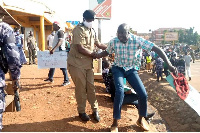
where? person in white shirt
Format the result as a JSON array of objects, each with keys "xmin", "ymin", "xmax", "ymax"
[
  {"xmin": 184, "ymin": 52, "xmax": 192, "ymax": 81},
  {"xmin": 47, "ymin": 31, "xmax": 55, "ymax": 50}
]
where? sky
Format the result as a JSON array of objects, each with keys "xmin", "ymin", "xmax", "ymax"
[{"xmin": 42, "ymin": 0, "xmax": 200, "ymax": 43}]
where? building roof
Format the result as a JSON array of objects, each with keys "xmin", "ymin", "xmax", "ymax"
[
  {"xmin": 1, "ymin": 0, "xmax": 68, "ymax": 29},
  {"xmin": 0, "ymin": 6, "xmax": 20, "ymax": 26}
]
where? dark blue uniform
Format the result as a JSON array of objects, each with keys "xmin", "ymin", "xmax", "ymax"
[{"xmin": 0, "ymin": 22, "xmax": 21, "ymax": 130}]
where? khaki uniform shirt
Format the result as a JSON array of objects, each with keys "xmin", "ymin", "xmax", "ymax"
[{"xmin": 68, "ymin": 24, "xmax": 97, "ymax": 69}]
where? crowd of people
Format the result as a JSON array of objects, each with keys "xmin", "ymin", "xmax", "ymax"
[
  {"xmin": 144, "ymin": 44, "xmax": 194, "ymax": 81},
  {"xmin": 0, "ymin": 9, "xmax": 198, "ymax": 132}
]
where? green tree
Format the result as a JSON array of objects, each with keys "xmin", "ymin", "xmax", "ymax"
[
  {"xmin": 178, "ymin": 27, "xmax": 200, "ymax": 46},
  {"xmin": 161, "ymin": 35, "xmax": 165, "ymax": 45},
  {"xmin": 178, "ymin": 30, "xmax": 185, "ymax": 43},
  {"xmin": 193, "ymin": 31, "xmax": 199, "ymax": 45},
  {"xmin": 161, "ymin": 40, "xmax": 165, "ymax": 45},
  {"xmin": 185, "ymin": 27, "xmax": 194, "ymax": 45}
]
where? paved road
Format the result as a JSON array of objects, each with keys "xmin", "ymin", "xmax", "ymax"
[{"xmin": 188, "ymin": 60, "xmax": 200, "ymax": 92}]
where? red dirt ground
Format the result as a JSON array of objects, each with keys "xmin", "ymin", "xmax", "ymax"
[{"xmin": 2, "ymin": 64, "xmax": 168, "ymax": 132}]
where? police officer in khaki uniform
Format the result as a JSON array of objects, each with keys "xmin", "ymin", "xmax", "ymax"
[
  {"xmin": 27, "ymin": 31, "xmax": 36, "ymax": 65},
  {"xmin": 68, "ymin": 10, "xmax": 107, "ymax": 122}
]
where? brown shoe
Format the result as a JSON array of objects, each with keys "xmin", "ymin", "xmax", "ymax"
[{"xmin": 136, "ymin": 117, "xmax": 150, "ymax": 131}]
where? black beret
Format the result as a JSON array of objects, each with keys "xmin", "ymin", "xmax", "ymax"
[{"xmin": 83, "ymin": 10, "xmax": 96, "ymax": 19}]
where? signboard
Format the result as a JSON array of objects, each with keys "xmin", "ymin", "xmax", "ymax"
[
  {"xmin": 166, "ymin": 74, "xmax": 200, "ymax": 116},
  {"xmin": 37, "ymin": 51, "xmax": 67, "ymax": 69},
  {"xmin": 66, "ymin": 21, "xmax": 80, "ymax": 26},
  {"xmin": 89, "ymin": 0, "xmax": 112, "ymax": 19},
  {"xmin": 185, "ymin": 84, "xmax": 200, "ymax": 116},
  {"xmin": 165, "ymin": 32, "xmax": 178, "ymax": 41}
]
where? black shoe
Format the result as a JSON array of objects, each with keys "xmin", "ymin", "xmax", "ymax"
[
  {"xmin": 189, "ymin": 77, "xmax": 191, "ymax": 81},
  {"xmin": 92, "ymin": 111, "xmax": 100, "ymax": 122},
  {"xmin": 44, "ymin": 78, "xmax": 54, "ymax": 83},
  {"xmin": 79, "ymin": 113, "xmax": 90, "ymax": 121},
  {"xmin": 62, "ymin": 81, "xmax": 70, "ymax": 86},
  {"xmin": 145, "ymin": 112, "xmax": 155, "ymax": 121}
]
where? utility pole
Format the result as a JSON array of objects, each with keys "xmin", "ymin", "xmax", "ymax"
[{"xmin": 97, "ymin": 19, "xmax": 102, "ymax": 73}]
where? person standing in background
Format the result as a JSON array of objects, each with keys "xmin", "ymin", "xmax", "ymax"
[
  {"xmin": 155, "ymin": 56, "xmax": 164, "ymax": 82},
  {"xmin": 47, "ymin": 31, "xmax": 55, "ymax": 51},
  {"xmin": 184, "ymin": 52, "xmax": 192, "ymax": 81},
  {"xmin": 146, "ymin": 53, "xmax": 152, "ymax": 72},
  {"xmin": 189, "ymin": 48, "xmax": 195, "ymax": 63},
  {"xmin": 176, "ymin": 55, "xmax": 186, "ymax": 76},
  {"xmin": 44, "ymin": 21, "xmax": 70, "ymax": 86},
  {"xmin": 65, "ymin": 37, "xmax": 71, "ymax": 53},
  {"xmin": 27, "ymin": 31, "xmax": 36, "ymax": 65},
  {"xmin": 14, "ymin": 27, "xmax": 27, "ymax": 65}
]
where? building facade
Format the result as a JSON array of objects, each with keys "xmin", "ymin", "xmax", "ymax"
[
  {"xmin": 151, "ymin": 27, "xmax": 186, "ymax": 45},
  {"xmin": 0, "ymin": 0, "xmax": 68, "ymax": 52}
]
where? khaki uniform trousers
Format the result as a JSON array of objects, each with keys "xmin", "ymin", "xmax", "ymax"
[{"xmin": 68, "ymin": 64, "xmax": 98, "ymax": 113}]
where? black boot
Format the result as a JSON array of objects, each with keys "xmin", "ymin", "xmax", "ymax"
[
  {"xmin": 157, "ymin": 76, "xmax": 159, "ymax": 82},
  {"xmin": 92, "ymin": 111, "xmax": 100, "ymax": 122},
  {"xmin": 33, "ymin": 59, "xmax": 36, "ymax": 64},
  {"xmin": 79, "ymin": 113, "xmax": 90, "ymax": 121}
]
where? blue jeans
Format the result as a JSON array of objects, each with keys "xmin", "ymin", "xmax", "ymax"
[
  {"xmin": 123, "ymin": 93, "xmax": 139, "ymax": 108},
  {"xmin": 48, "ymin": 68, "xmax": 69, "ymax": 82},
  {"xmin": 156, "ymin": 69, "xmax": 163, "ymax": 80},
  {"xmin": 112, "ymin": 66, "xmax": 147, "ymax": 119}
]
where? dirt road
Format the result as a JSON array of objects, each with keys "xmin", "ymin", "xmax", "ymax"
[
  {"xmin": 2, "ymin": 63, "xmax": 200, "ymax": 132},
  {"xmin": 2, "ymin": 64, "xmax": 167, "ymax": 132}
]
